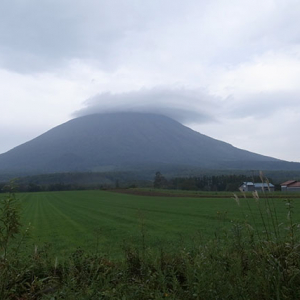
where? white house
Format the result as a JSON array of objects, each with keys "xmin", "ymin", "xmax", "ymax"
[{"xmin": 240, "ymin": 182, "xmax": 275, "ymax": 192}]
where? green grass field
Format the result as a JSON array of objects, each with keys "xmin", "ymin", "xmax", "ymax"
[
  {"xmin": 2, "ymin": 189, "xmax": 300, "ymax": 299},
  {"xmin": 14, "ymin": 189, "xmax": 300, "ymax": 258}
]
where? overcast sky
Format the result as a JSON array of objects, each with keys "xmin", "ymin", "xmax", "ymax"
[{"xmin": 1, "ymin": 0, "xmax": 300, "ymax": 162}]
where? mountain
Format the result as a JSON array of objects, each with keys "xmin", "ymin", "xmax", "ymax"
[{"xmin": 0, "ymin": 112, "xmax": 299, "ymax": 176}]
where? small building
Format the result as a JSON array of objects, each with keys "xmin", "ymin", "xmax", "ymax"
[
  {"xmin": 240, "ymin": 182, "xmax": 275, "ymax": 192},
  {"xmin": 240, "ymin": 182, "xmax": 255, "ymax": 192},
  {"xmin": 281, "ymin": 180, "xmax": 300, "ymax": 192}
]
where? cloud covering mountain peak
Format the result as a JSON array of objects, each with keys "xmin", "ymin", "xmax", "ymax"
[{"xmin": 74, "ymin": 88, "xmax": 219, "ymax": 124}]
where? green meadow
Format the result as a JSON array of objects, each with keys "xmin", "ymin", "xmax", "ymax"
[
  {"xmin": 2, "ymin": 189, "xmax": 300, "ymax": 299},
  {"xmin": 17, "ymin": 190, "xmax": 300, "ymax": 257}
]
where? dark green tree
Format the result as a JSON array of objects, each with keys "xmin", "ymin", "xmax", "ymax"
[{"xmin": 153, "ymin": 172, "xmax": 168, "ymax": 189}]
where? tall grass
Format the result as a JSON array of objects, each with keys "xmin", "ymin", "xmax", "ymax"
[{"xmin": 1, "ymin": 181, "xmax": 300, "ymax": 299}]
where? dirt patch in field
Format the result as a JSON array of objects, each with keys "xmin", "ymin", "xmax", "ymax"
[
  {"xmin": 108, "ymin": 189, "xmax": 232, "ymax": 198},
  {"xmin": 108, "ymin": 189, "xmax": 299, "ymax": 199}
]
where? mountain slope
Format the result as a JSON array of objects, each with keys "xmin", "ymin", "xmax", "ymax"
[{"xmin": 0, "ymin": 112, "xmax": 298, "ymax": 175}]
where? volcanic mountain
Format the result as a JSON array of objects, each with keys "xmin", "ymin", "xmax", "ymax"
[{"xmin": 0, "ymin": 112, "xmax": 299, "ymax": 175}]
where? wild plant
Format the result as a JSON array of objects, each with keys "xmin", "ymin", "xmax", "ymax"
[
  {"xmin": 0, "ymin": 181, "xmax": 21, "ymax": 258},
  {"xmin": 0, "ymin": 182, "xmax": 22, "ymax": 297},
  {"xmin": 136, "ymin": 208, "xmax": 147, "ymax": 255},
  {"xmin": 229, "ymin": 172, "xmax": 300, "ymax": 298}
]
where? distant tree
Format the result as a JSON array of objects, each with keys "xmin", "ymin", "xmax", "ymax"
[
  {"xmin": 48, "ymin": 183, "xmax": 70, "ymax": 191},
  {"xmin": 225, "ymin": 182, "xmax": 238, "ymax": 192},
  {"xmin": 115, "ymin": 179, "xmax": 120, "ymax": 189},
  {"xmin": 27, "ymin": 183, "xmax": 42, "ymax": 192},
  {"xmin": 0, "ymin": 183, "xmax": 6, "ymax": 193},
  {"xmin": 166, "ymin": 174, "xmax": 274, "ymax": 192},
  {"xmin": 153, "ymin": 172, "xmax": 168, "ymax": 189}
]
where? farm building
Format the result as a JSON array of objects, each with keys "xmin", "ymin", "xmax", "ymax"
[
  {"xmin": 240, "ymin": 182, "xmax": 275, "ymax": 192},
  {"xmin": 281, "ymin": 180, "xmax": 300, "ymax": 192}
]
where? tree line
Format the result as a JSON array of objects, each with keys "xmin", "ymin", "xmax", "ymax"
[
  {"xmin": 0, "ymin": 172, "xmax": 278, "ymax": 193},
  {"xmin": 154, "ymin": 172, "xmax": 277, "ymax": 191}
]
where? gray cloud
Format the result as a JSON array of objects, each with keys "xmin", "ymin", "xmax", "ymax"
[
  {"xmin": 0, "ymin": 0, "xmax": 187, "ymax": 72},
  {"xmin": 0, "ymin": 1, "xmax": 126, "ymax": 72},
  {"xmin": 73, "ymin": 88, "xmax": 219, "ymax": 124},
  {"xmin": 1, "ymin": 0, "xmax": 299, "ymax": 73}
]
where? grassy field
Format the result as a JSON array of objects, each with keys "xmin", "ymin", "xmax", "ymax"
[
  {"xmin": 2, "ymin": 189, "xmax": 300, "ymax": 299},
  {"xmin": 14, "ymin": 189, "xmax": 300, "ymax": 258}
]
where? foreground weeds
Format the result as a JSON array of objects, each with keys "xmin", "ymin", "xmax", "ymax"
[
  {"xmin": 1, "ymin": 183, "xmax": 300, "ymax": 299},
  {"xmin": 2, "ymin": 237, "xmax": 300, "ymax": 299}
]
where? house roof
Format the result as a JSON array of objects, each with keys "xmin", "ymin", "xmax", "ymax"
[
  {"xmin": 254, "ymin": 182, "xmax": 274, "ymax": 188},
  {"xmin": 241, "ymin": 182, "xmax": 274, "ymax": 188},
  {"xmin": 281, "ymin": 180, "xmax": 297, "ymax": 186},
  {"xmin": 288, "ymin": 182, "xmax": 300, "ymax": 188}
]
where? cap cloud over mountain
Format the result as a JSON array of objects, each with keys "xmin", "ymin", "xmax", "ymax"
[
  {"xmin": 0, "ymin": 112, "xmax": 299, "ymax": 176},
  {"xmin": 73, "ymin": 88, "xmax": 219, "ymax": 124}
]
